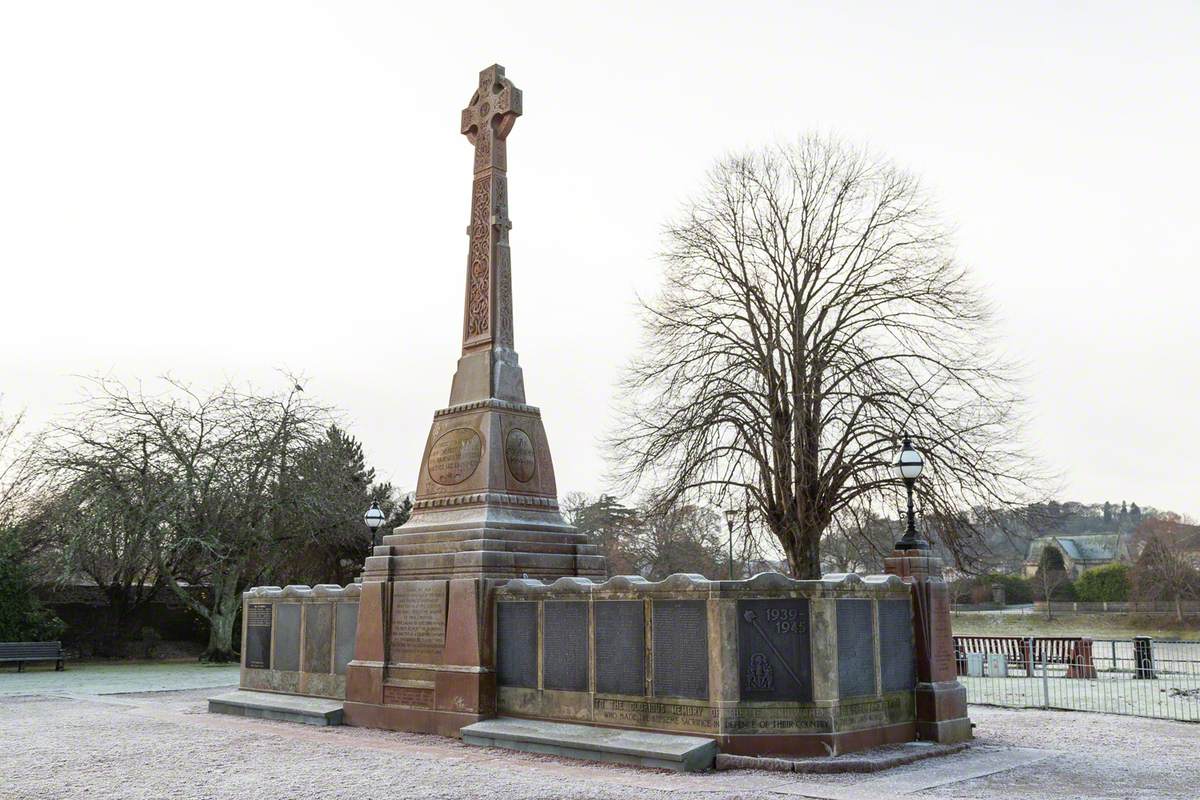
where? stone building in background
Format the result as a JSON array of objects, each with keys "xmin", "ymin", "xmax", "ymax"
[{"xmin": 1023, "ymin": 533, "xmax": 1130, "ymax": 579}]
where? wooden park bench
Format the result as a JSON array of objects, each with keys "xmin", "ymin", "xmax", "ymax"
[
  {"xmin": 0, "ymin": 641, "xmax": 65, "ymax": 672},
  {"xmin": 954, "ymin": 635, "xmax": 1097, "ymax": 679}
]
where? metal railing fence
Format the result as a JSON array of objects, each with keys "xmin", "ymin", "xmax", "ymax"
[{"xmin": 956, "ymin": 636, "xmax": 1200, "ymax": 723}]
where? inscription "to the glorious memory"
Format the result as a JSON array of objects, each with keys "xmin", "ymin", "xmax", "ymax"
[{"xmin": 427, "ymin": 428, "xmax": 483, "ymax": 485}]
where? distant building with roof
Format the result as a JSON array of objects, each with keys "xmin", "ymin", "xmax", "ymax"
[{"xmin": 1022, "ymin": 533, "xmax": 1131, "ymax": 579}]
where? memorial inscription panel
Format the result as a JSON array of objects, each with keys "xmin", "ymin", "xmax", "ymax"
[
  {"xmin": 390, "ymin": 581, "xmax": 447, "ymax": 662},
  {"xmin": 427, "ymin": 428, "xmax": 483, "ymax": 485},
  {"xmin": 245, "ymin": 602, "xmax": 272, "ymax": 670},
  {"xmin": 594, "ymin": 601, "xmax": 645, "ymax": 696},
  {"xmin": 542, "ymin": 601, "xmax": 588, "ymax": 692},
  {"xmin": 273, "ymin": 603, "xmax": 301, "ymax": 673},
  {"xmin": 496, "ymin": 602, "xmax": 537, "ymax": 688},
  {"xmin": 928, "ymin": 588, "xmax": 956, "ymax": 680},
  {"xmin": 878, "ymin": 598, "xmax": 916, "ymax": 692},
  {"xmin": 836, "ymin": 599, "xmax": 876, "ymax": 698},
  {"xmin": 737, "ymin": 598, "xmax": 813, "ymax": 702},
  {"xmin": 652, "ymin": 600, "xmax": 709, "ymax": 700}
]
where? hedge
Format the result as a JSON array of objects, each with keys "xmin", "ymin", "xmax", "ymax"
[{"xmin": 1074, "ymin": 563, "xmax": 1131, "ymax": 602}]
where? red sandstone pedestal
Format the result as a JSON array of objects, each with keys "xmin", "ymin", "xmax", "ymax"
[
  {"xmin": 884, "ymin": 550, "xmax": 973, "ymax": 744},
  {"xmin": 344, "ymin": 576, "xmax": 498, "ymax": 736}
]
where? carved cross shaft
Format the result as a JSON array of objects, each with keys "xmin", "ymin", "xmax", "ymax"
[{"xmin": 460, "ymin": 65, "xmax": 522, "ymax": 352}]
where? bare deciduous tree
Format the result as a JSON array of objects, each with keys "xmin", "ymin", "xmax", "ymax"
[
  {"xmin": 611, "ymin": 136, "xmax": 1039, "ymax": 578},
  {"xmin": 42, "ymin": 377, "xmax": 330, "ymax": 661}
]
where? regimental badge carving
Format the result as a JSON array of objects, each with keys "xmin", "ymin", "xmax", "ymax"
[
  {"xmin": 748, "ymin": 652, "xmax": 774, "ymax": 691},
  {"xmin": 505, "ymin": 428, "xmax": 536, "ymax": 482},
  {"xmin": 427, "ymin": 428, "xmax": 483, "ymax": 485}
]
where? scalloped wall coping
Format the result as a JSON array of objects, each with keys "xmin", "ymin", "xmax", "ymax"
[
  {"xmin": 243, "ymin": 583, "xmax": 362, "ymax": 599},
  {"xmin": 496, "ymin": 570, "xmax": 906, "ymax": 596}
]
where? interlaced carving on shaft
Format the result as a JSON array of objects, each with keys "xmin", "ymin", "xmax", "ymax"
[{"xmin": 467, "ymin": 177, "xmax": 491, "ymax": 339}]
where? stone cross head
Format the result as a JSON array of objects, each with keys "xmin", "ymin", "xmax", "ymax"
[{"xmin": 461, "ymin": 64, "xmax": 522, "ymax": 173}]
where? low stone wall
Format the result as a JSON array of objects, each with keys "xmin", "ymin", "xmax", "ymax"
[
  {"xmin": 239, "ymin": 584, "xmax": 361, "ymax": 700},
  {"xmin": 493, "ymin": 572, "xmax": 919, "ymax": 757}
]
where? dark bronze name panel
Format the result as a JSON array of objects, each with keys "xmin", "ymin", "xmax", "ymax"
[
  {"xmin": 737, "ymin": 598, "xmax": 813, "ymax": 702},
  {"xmin": 878, "ymin": 598, "xmax": 916, "ymax": 692},
  {"xmin": 594, "ymin": 601, "xmax": 645, "ymax": 696},
  {"xmin": 302, "ymin": 603, "xmax": 333, "ymax": 674},
  {"xmin": 245, "ymin": 603, "xmax": 272, "ymax": 670},
  {"xmin": 496, "ymin": 602, "xmax": 537, "ymax": 688},
  {"xmin": 542, "ymin": 601, "xmax": 589, "ymax": 692},
  {"xmin": 652, "ymin": 600, "xmax": 709, "ymax": 700},
  {"xmin": 837, "ymin": 598, "xmax": 876, "ymax": 698},
  {"xmin": 273, "ymin": 603, "xmax": 302, "ymax": 673},
  {"xmin": 334, "ymin": 602, "xmax": 359, "ymax": 676}
]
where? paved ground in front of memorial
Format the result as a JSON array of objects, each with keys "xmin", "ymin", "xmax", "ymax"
[{"xmin": 0, "ymin": 665, "xmax": 1192, "ymax": 799}]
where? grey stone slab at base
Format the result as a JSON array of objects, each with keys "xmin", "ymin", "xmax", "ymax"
[
  {"xmin": 716, "ymin": 741, "xmax": 969, "ymax": 773},
  {"xmin": 460, "ymin": 717, "xmax": 717, "ymax": 772},
  {"xmin": 207, "ymin": 689, "xmax": 344, "ymax": 726}
]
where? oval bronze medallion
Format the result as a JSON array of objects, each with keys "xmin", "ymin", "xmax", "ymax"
[
  {"xmin": 427, "ymin": 428, "xmax": 483, "ymax": 486},
  {"xmin": 505, "ymin": 428, "xmax": 536, "ymax": 482}
]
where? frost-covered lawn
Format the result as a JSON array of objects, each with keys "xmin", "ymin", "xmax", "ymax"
[{"xmin": 0, "ymin": 660, "xmax": 240, "ymax": 697}]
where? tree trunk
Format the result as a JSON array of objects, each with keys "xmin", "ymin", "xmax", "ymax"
[
  {"xmin": 781, "ymin": 521, "xmax": 821, "ymax": 579},
  {"xmin": 203, "ymin": 588, "xmax": 240, "ymax": 662}
]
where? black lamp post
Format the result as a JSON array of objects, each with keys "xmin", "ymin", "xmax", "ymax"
[
  {"xmin": 363, "ymin": 501, "xmax": 386, "ymax": 549},
  {"xmin": 892, "ymin": 437, "xmax": 929, "ymax": 551},
  {"xmin": 724, "ymin": 507, "xmax": 738, "ymax": 580}
]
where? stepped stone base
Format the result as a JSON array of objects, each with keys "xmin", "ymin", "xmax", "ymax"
[
  {"xmin": 364, "ymin": 505, "xmax": 605, "ymax": 582},
  {"xmin": 208, "ymin": 690, "xmax": 344, "ymax": 726},
  {"xmin": 461, "ymin": 717, "xmax": 717, "ymax": 772}
]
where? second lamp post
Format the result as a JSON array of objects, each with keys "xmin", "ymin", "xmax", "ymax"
[{"xmin": 892, "ymin": 437, "xmax": 929, "ymax": 551}]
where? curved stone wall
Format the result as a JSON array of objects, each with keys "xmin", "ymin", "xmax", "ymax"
[
  {"xmin": 493, "ymin": 572, "xmax": 918, "ymax": 757},
  {"xmin": 239, "ymin": 583, "xmax": 362, "ymax": 700}
]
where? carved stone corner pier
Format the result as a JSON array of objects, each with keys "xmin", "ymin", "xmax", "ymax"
[
  {"xmin": 341, "ymin": 64, "xmax": 604, "ymax": 737},
  {"xmin": 883, "ymin": 548, "xmax": 974, "ymax": 745}
]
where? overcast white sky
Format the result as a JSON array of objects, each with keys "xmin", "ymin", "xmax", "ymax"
[{"xmin": 1, "ymin": 1, "xmax": 1197, "ymax": 517}]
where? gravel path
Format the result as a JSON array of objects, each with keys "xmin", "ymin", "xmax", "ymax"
[{"xmin": 0, "ymin": 685, "xmax": 1195, "ymax": 800}]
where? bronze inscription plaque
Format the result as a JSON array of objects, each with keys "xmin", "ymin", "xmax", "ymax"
[
  {"xmin": 652, "ymin": 600, "xmax": 709, "ymax": 700},
  {"xmin": 836, "ymin": 598, "xmax": 876, "ymax": 698},
  {"xmin": 504, "ymin": 429, "xmax": 536, "ymax": 482},
  {"xmin": 384, "ymin": 685, "xmax": 434, "ymax": 708},
  {"xmin": 245, "ymin": 603, "xmax": 272, "ymax": 670},
  {"xmin": 390, "ymin": 581, "xmax": 447, "ymax": 660},
  {"xmin": 878, "ymin": 598, "xmax": 916, "ymax": 692},
  {"xmin": 428, "ymin": 428, "xmax": 483, "ymax": 485}
]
